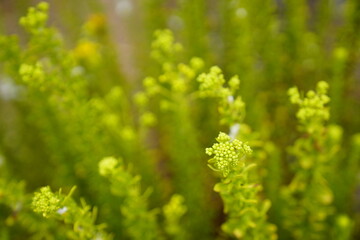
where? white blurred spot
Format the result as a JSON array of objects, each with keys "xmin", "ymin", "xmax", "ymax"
[
  {"xmin": 236, "ymin": 8, "xmax": 247, "ymax": 18},
  {"xmin": 15, "ymin": 202, "xmax": 23, "ymax": 211},
  {"xmin": 116, "ymin": 0, "xmax": 133, "ymax": 16},
  {"xmin": 0, "ymin": 78, "xmax": 20, "ymax": 101},
  {"xmin": 227, "ymin": 95, "xmax": 234, "ymax": 103},
  {"xmin": 93, "ymin": 233, "xmax": 104, "ymax": 240},
  {"xmin": 71, "ymin": 66, "xmax": 84, "ymax": 77},
  {"xmin": 168, "ymin": 15, "xmax": 183, "ymax": 30},
  {"xmin": 57, "ymin": 206, "xmax": 68, "ymax": 215},
  {"xmin": 229, "ymin": 123, "xmax": 240, "ymax": 140}
]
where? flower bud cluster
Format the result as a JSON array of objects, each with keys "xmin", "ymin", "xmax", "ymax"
[
  {"xmin": 163, "ymin": 194, "xmax": 187, "ymax": 237},
  {"xmin": 197, "ymin": 66, "xmax": 245, "ymax": 127},
  {"xmin": 206, "ymin": 132, "xmax": 252, "ymax": 177},
  {"xmin": 32, "ymin": 186, "xmax": 61, "ymax": 218},
  {"xmin": 99, "ymin": 156, "xmax": 119, "ymax": 176},
  {"xmin": 73, "ymin": 40, "xmax": 100, "ymax": 65},
  {"xmin": 84, "ymin": 14, "xmax": 106, "ymax": 36},
  {"xmin": 151, "ymin": 29, "xmax": 183, "ymax": 63},
  {"xmin": 19, "ymin": 2, "xmax": 49, "ymax": 33},
  {"xmin": 19, "ymin": 62, "xmax": 45, "ymax": 87},
  {"xmin": 197, "ymin": 66, "xmax": 229, "ymax": 98},
  {"xmin": 288, "ymin": 81, "xmax": 330, "ymax": 133}
]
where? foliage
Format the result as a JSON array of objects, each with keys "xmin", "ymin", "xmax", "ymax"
[
  {"xmin": 32, "ymin": 186, "xmax": 112, "ymax": 240},
  {"xmin": 206, "ymin": 132, "xmax": 276, "ymax": 239},
  {"xmin": 98, "ymin": 157, "xmax": 160, "ymax": 240},
  {"xmin": 0, "ymin": 1, "xmax": 359, "ymax": 240}
]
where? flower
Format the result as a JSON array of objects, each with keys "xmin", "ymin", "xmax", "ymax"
[
  {"xmin": 99, "ymin": 157, "xmax": 118, "ymax": 176},
  {"xmin": 32, "ymin": 186, "xmax": 61, "ymax": 218},
  {"xmin": 206, "ymin": 132, "xmax": 252, "ymax": 177}
]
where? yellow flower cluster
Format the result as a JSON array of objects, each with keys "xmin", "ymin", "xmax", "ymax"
[
  {"xmin": 73, "ymin": 40, "xmax": 100, "ymax": 65},
  {"xmin": 98, "ymin": 156, "xmax": 118, "ymax": 176},
  {"xmin": 151, "ymin": 29, "xmax": 183, "ymax": 63},
  {"xmin": 197, "ymin": 66, "xmax": 230, "ymax": 98},
  {"xmin": 288, "ymin": 81, "xmax": 330, "ymax": 133},
  {"xmin": 32, "ymin": 186, "xmax": 61, "ymax": 218},
  {"xmin": 19, "ymin": 62, "xmax": 45, "ymax": 88},
  {"xmin": 19, "ymin": 2, "xmax": 48, "ymax": 32},
  {"xmin": 206, "ymin": 132, "xmax": 252, "ymax": 177}
]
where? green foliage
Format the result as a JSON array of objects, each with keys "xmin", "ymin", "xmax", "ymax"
[
  {"xmin": 163, "ymin": 194, "xmax": 187, "ymax": 239},
  {"xmin": 32, "ymin": 186, "xmax": 112, "ymax": 240},
  {"xmin": 288, "ymin": 81, "xmax": 330, "ymax": 134},
  {"xmin": 206, "ymin": 132, "xmax": 276, "ymax": 239},
  {"xmin": 136, "ymin": 29, "xmax": 214, "ymax": 239},
  {"xmin": 197, "ymin": 66, "xmax": 245, "ymax": 127},
  {"xmin": 0, "ymin": 1, "xmax": 360, "ymax": 240},
  {"xmin": 98, "ymin": 157, "xmax": 160, "ymax": 240},
  {"xmin": 281, "ymin": 81, "xmax": 353, "ymax": 240}
]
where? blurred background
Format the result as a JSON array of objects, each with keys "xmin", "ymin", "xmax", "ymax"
[
  {"xmin": 1, "ymin": 0, "xmax": 358, "ymax": 128},
  {"xmin": 0, "ymin": 0, "xmax": 359, "ymax": 239}
]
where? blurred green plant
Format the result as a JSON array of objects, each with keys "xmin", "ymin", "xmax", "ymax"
[
  {"xmin": 32, "ymin": 186, "xmax": 112, "ymax": 240},
  {"xmin": 0, "ymin": 1, "xmax": 359, "ymax": 240}
]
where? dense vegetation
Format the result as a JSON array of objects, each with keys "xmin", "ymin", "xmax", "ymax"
[{"xmin": 0, "ymin": 1, "xmax": 359, "ymax": 239}]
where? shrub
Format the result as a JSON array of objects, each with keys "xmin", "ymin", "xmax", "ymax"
[{"xmin": 0, "ymin": 1, "xmax": 359, "ymax": 239}]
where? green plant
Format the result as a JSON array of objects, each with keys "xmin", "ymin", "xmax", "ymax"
[
  {"xmin": 0, "ymin": 1, "xmax": 359, "ymax": 240},
  {"xmin": 32, "ymin": 186, "xmax": 112, "ymax": 240},
  {"xmin": 205, "ymin": 132, "xmax": 276, "ymax": 239}
]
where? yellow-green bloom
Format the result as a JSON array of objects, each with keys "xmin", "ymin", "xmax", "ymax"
[
  {"xmin": 206, "ymin": 132, "xmax": 252, "ymax": 177},
  {"xmin": 32, "ymin": 186, "xmax": 61, "ymax": 218},
  {"xmin": 99, "ymin": 157, "xmax": 118, "ymax": 176}
]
